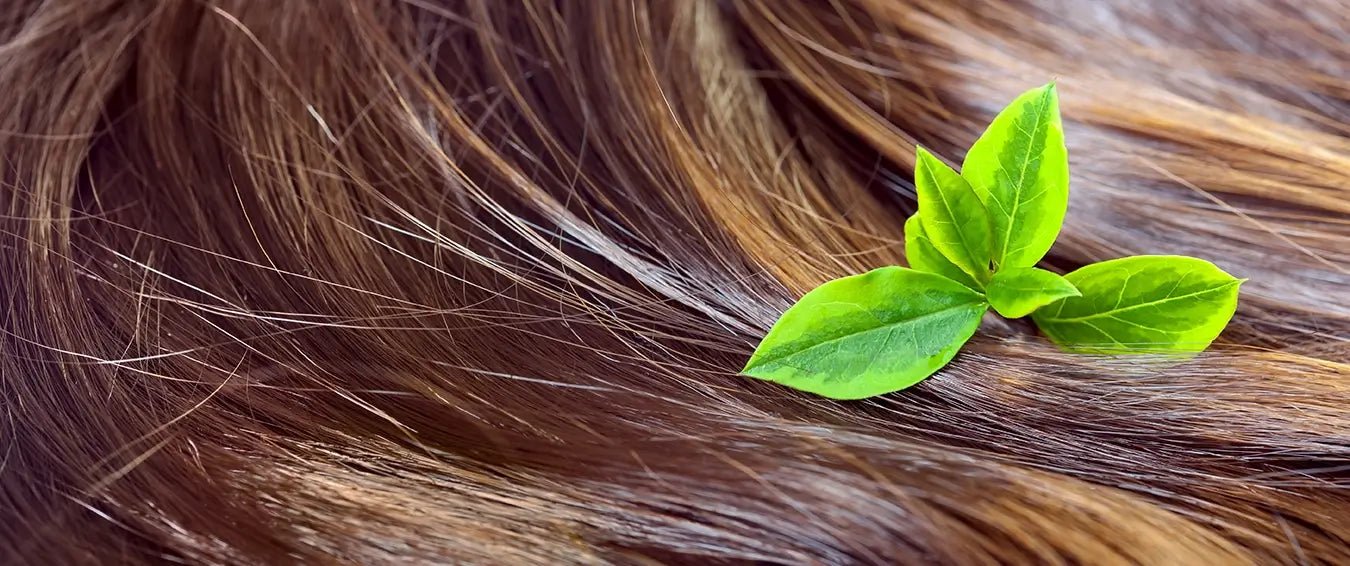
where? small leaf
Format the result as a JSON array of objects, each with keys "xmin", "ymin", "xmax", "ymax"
[
  {"xmin": 904, "ymin": 213, "xmax": 980, "ymax": 290},
  {"xmin": 1031, "ymin": 256, "xmax": 1243, "ymax": 353},
  {"xmin": 986, "ymin": 267, "xmax": 1080, "ymax": 318},
  {"xmin": 915, "ymin": 147, "xmax": 991, "ymax": 283},
  {"xmin": 961, "ymin": 83, "xmax": 1069, "ymax": 269},
  {"xmin": 743, "ymin": 267, "xmax": 987, "ymax": 399}
]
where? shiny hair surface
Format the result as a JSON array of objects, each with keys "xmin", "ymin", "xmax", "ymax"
[{"xmin": 1, "ymin": 0, "xmax": 1347, "ymax": 563}]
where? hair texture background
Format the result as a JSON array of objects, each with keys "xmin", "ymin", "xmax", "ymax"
[{"xmin": 0, "ymin": 0, "xmax": 1347, "ymax": 563}]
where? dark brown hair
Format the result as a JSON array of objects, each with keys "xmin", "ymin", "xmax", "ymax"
[{"xmin": 2, "ymin": 0, "xmax": 1347, "ymax": 563}]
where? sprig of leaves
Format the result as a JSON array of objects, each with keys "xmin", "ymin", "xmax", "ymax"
[{"xmin": 742, "ymin": 83, "xmax": 1244, "ymax": 400}]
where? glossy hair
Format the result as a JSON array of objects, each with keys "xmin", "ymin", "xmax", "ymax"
[{"xmin": 1, "ymin": 0, "xmax": 1347, "ymax": 563}]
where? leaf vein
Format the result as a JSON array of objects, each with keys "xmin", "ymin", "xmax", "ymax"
[
  {"xmin": 752, "ymin": 302, "xmax": 983, "ymax": 367},
  {"xmin": 997, "ymin": 89, "xmax": 1052, "ymax": 264},
  {"xmin": 923, "ymin": 161, "xmax": 984, "ymax": 276},
  {"xmin": 1040, "ymin": 283, "xmax": 1238, "ymax": 324}
]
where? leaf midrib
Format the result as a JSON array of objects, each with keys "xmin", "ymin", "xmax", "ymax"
[
  {"xmin": 1038, "ymin": 282, "xmax": 1238, "ymax": 324},
  {"xmin": 923, "ymin": 163, "xmax": 984, "ymax": 278},
  {"xmin": 998, "ymin": 90, "xmax": 1051, "ymax": 265},
  {"xmin": 750, "ymin": 301, "xmax": 985, "ymax": 368}
]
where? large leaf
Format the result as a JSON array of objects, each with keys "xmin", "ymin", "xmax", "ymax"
[
  {"xmin": 1032, "ymin": 256, "xmax": 1243, "ymax": 353},
  {"xmin": 743, "ymin": 267, "xmax": 987, "ymax": 399},
  {"xmin": 987, "ymin": 267, "xmax": 1080, "ymax": 318},
  {"xmin": 904, "ymin": 213, "xmax": 980, "ymax": 290},
  {"xmin": 961, "ymin": 83, "xmax": 1069, "ymax": 269},
  {"xmin": 915, "ymin": 147, "xmax": 991, "ymax": 284}
]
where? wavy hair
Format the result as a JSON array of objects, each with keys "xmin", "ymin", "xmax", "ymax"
[{"xmin": 1, "ymin": 0, "xmax": 1347, "ymax": 563}]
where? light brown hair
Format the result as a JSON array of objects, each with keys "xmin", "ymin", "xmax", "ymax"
[{"xmin": 1, "ymin": 0, "xmax": 1347, "ymax": 563}]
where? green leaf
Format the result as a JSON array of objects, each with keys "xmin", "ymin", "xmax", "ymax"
[
  {"xmin": 1031, "ymin": 256, "xmax": 1243, "ymax": 353},
  {"xmin": 961, "ymin": 83, "xmax": 1069, "ymax": 269},
  {"xmin": 987, "ymin": 267, "xmax": 1080, "ymax": 318},
  {"xmin": 743, "ymin": 267, "xmax": 987, "ymax": 399},
  {"xmin": 904, "ymin": 213, "xmax": 980, "ymax": 290},
  {"xmin": 915, "ymin": 147, "xmax": 991, "ymax": 283}
]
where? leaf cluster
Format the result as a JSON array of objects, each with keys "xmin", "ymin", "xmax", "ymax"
[{"xmin": 743, "ymin": 84, "xmax": 1243, "ymax": 400}]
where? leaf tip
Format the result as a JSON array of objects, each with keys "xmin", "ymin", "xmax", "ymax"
[
  {"xmin": 1220, "ymin": 276, "xmax": 1247, "ymax": 292},
  {"xmin": 1060, "ymin": 276, "xmax": 1083, "ymax": 296},
  {"xmin": 914, "ymin": 145, "xmax": 938, "ymax": 167},
  {"xmin": 740, "ymin": 352, "xmax": 764, "ymax": 375}
]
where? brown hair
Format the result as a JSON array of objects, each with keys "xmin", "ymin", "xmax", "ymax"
[{"xmin": 2, "ymin": 0, "xmax": 1347, "ymax": 563}]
